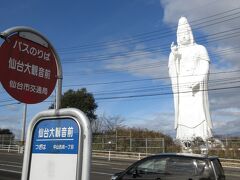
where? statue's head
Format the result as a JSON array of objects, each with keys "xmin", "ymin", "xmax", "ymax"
[{"xmin": 177, "ymin": 17, "xmax": 195, "ymax": 46}]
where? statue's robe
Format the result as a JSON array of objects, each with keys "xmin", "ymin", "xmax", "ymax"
[{"xmin": 169, "ymin": 44, "xmax": 213, "ymax": 140}]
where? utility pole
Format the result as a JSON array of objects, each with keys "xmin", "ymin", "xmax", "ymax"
[
  {"xmin": 130, "ymin": 130, "xmax": 132, "ymax": 151},
  {"xmin": 115, "ymin": 128, "xmax": 118, "ymax": 151}
]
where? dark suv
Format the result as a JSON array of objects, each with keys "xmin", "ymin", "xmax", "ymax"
[{"xmin": 111, "ymin": 153, "xmax": 225, "ymax": 180}]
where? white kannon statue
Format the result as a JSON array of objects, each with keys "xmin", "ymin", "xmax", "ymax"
[{"xmin": 168, "ymin": 17, "xmax": 213, "ymax": 141}]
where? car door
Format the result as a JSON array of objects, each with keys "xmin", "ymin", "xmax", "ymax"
[{"xmin": 121, "ymin": 157, "xmax": 168, "ymax": 180}]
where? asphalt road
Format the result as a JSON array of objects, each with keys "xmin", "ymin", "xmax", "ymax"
[{"xmin": 0, "ymin": 152, "xmax": 239, "ymax": 180}]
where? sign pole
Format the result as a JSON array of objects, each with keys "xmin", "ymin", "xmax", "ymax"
[
  {"xmin": 56, "ymin": 74, "xmax": 62, "ymax": 109},
  {"xmin": 20, "ymin": 103, "xmax": 27, "ymax": 146}
]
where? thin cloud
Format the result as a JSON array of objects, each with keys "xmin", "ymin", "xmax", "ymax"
[
  {"xmin": 104, "ymin": 44, "xmax": 169, "ymax": 78},
  {"xmin": 128, "ymin": 113, "xmax": 176, "ymax": 137},
  {"xmin": 213, "ymin": 119, "xmax": 240, "ymax": 136}
]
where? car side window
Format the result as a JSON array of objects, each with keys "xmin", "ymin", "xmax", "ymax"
[
  {"xmin": 154, "ymin": 158, "xmax": 167, "ymax": 173},
  {"xmin": 137, "ymin": 159, "xmax": 155, "ymax": 173},
  {"xmin": 165, "ymin": 157, "xmax": 196, "ymax": 175},
  {"xmin": 195, "ymin": 159, "xmax": 207, "ymax": 175},
  {"xmin": 133, "ymin": 158, "xmax": 167, "ymax": 174}
]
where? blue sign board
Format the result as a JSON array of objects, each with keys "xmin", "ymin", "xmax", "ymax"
[{"xmin": 32, "ymin": 118, "xmax": 79, "ymax": 154}]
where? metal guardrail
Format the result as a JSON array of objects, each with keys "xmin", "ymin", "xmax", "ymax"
[
  {"xmin": 1, "ymin": 146, "xmax": 240, "ymax": 169},
  {"xmin": 220, "ymin": 158, "xmax": 240, "ymax": 169},
  {"xmin": 92, "ymin": 150, "xmax": 152, "ymax": 161},
  {"xmin": 0, "ymin": 144, "xmax": 24, "ymax": 153},
  {"xmin": 92, "ymin": 150, "xmax": 240, "ymax": 169}
]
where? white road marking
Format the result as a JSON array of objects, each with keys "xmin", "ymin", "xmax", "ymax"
[
  {"xmin": 92, "ymin": 160, "xmax": 131, "ymax": 166},
  {"xmin": 0, "ymin": 163, "xmax": 21, "ymax": 168},
  {"xmin": 0, "ymin": 160, "xmax": 22, "ymax": 165},
  {"xmin": 111, "ymin": 167, "xmax": 125, "ymax": 171},
  {"xmin": 0, "ymin": 168, "xmax": 21, "ymax": 174},
  {"xmin": 91, "ymin": 171, "xmax": 113, "ymax": 176}
]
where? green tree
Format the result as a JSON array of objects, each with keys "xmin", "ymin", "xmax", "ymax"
[
  {"xmin": 50, "ymin": 88, "xmax": 98, "ymax": 122},
  {"xmin": 92, "ymin": 114, "xmax": 125, "ymax": 134},
  {"xmin": 0, "ymin": 128, "xmax": 14, "ymax": 136},
  {"xmin": 0, "ymin": 128, "xmax": 15, "ymax": 144}
]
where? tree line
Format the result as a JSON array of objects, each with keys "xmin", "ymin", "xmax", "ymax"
[
  {"xmin": 1, "ymin": 88, "xmax": 240, "ymax": 157},
  {"xmin": 50, "ymin": 88, "xmax": 180, "ymax": 153}
]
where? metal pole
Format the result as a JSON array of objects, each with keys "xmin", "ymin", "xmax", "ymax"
[
  {"xmin": 56, "ymin": 77, "xmax": 62, "ymax": 109},
  {"xmin": 102, "ymin": 137, "xmax": 104, "ymax": 150},
  {"xmin": 130, "ymin": 130, "xmax": 132, "ymax": 151},
  {"xmin": 115, "ymin": 128, "xmax": 118, "ymax": 151},
  {"xmin": 21, "ymin": 104, "xmax": 27, "ymax": 146},
  {"xmin": 163, "ymin": 138, "xmax": 165, "ymax": 153},
  {"xmin": 146, "ymin": 138, "xmax": 148, "ymax": 154},
  {"xmin": 108, "ymin": 151, "xmax": 111, "ymax": 161},
  {"xmin": 206, "ymin": 138, "xmax": 209, "ymax": 155}
]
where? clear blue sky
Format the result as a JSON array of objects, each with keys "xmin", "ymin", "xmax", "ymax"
[{"xmin": 0, "ymin": 0, "xmax": 240, "ymax": 139}]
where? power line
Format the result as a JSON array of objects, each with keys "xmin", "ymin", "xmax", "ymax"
[
  {"xmin": 95, "ymin": 85, "xmax": 240, "ymax": 101},
  {"xmin": 89, "ymin": 76, "xmax": 240, "ymax": 97},
  {"xmin": 61, "ymin": 28, "xmax": 240, "ymax": 65},
  {"xmin": 92, "ymin": 78, "xmax": 240, "ymax": 96},
  {"xmin": 60, "ymin": 15, "xmax": 240, "ymax": 57},
  {"xmin": 0, "ymin": 79, "xmax": 238, "ymax": 105},
  {"xmin": 60, "ymin": 30, "xmax": 240, "ymax": 63},
  {"xmin": 62, "ymin": 42, "xmax": 240, "ymax": 78},
  {"xmin": 57, "ymin": 7, "xmax": 240, "ymax": 53},
  {"xmin": 63, "ymin": 69, "xmax": 240, "ymax": 87},
  {"xmin": 0, "ymin": 102, "xmax": 21, "ymax": 107}
]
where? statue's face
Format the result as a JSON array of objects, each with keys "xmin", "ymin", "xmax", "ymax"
[{"xmin": 178, "ymin": 30, "xmax": 191, "ymax": 45}]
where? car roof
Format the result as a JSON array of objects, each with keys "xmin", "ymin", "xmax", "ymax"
[{"xmin": 148, "ymin": 153, "xmax": 218, "ymax": 159}]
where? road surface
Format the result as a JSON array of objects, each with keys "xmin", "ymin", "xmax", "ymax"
[{"xmin": 0, "ymin": 152, "xmax": 239, "ymax": 180}]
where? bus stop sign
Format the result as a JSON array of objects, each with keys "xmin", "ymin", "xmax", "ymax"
[
  {"xmin": 30, "ymin": 118, "xmax": 80, "ymax": 180},
  {"xmin": 0, "ymin": 32, "xmax": 57, "ymax": 104},
  {"xmin": 21, "ymin": 108, "xmax": 92, "ymax": 180}
]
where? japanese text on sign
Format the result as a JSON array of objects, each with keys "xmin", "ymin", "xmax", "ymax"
[
  {"xmin": 9, "ymin": 80, "xmax": 48, "ymax": 95},
  {"xmin": 38, "ymin": 127, "xmax": 74, "ymax": 139},
  {"xmin": 13, "ymin": 40, "xmax": 50, "ymax": 61},
  {"xmin": 35, "ymin": 144, "xmax": 75, "ymax": 151},
  {"xmin": 9, "ymin": 57, "xmax": 51, "ymax": 79}
]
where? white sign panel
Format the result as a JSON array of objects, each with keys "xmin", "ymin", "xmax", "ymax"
[{"xmin": 29, "ymin": 118, "xmax": 80, "ymax": 180}]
